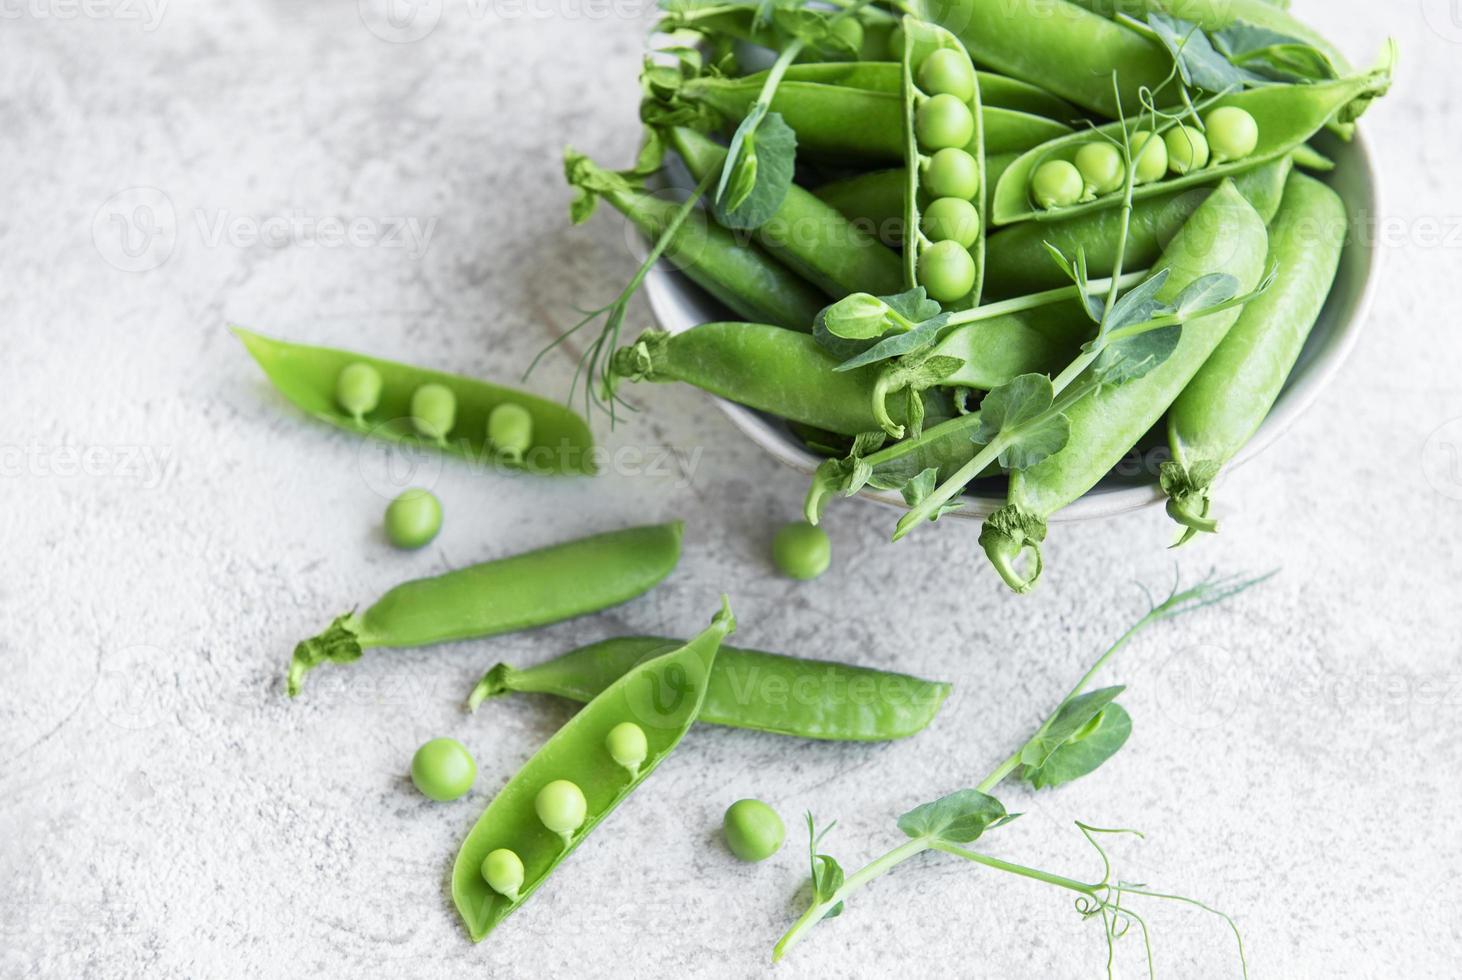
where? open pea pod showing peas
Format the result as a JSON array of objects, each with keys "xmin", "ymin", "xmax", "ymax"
[
  {"xmin": 233, "ymin": 328, "xmax": 595, "ymax": 475},
  {"xmin": 470, "ymin": 635, "xmax": 952, "ymax": 742},
  {"xmin": 990, "ymin": 52, "xmax": 1392, "ymax": 226},
  {"xmin": 900, "ymin": 17, "xmax": 987, "ymax": 309},
  {"xmin": 452, "ymin": 599, "xmax": 735, "ymax": 942}
]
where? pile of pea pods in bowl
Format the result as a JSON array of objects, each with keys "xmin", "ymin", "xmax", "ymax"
[{"xmin": 567, "ymin": 0, "xmax": 1393, "ymax": 592}]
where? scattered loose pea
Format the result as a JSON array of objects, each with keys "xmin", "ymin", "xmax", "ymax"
[
  {"xmin": 723, "ymin": 799, "xmax": 785, "ymax": 862},
  {"xmin": 915, "ymin": 94, "xmax": 975, "ymax": 151},
  {"xmin": 917, "ymin": 48, "xmax": 976, "ymax": 102},
  {"xmin": 385, "ymin": 488, "xmax": 442, "ymax": 549},
  {"xmin": 410, "ymin": 737, "xmax": 477, "ymax": 802},
  {"xmin": 335, "ymin": 362, "xmax": 382, "ymax": 424},
  {"xmin": 481, "ymin": 848, "xmax": 524, "ymax": 902},
  {"xmin": 1031, "ymin": 160, "xmax": 1084, "ymax": 210},
  {"xmin": 410, "ymin": 382, "xmax": 457, "ymax": 445},
  {"xmin": 1074, "ymin": 142, "xmax": 1124, "ymax": 197},
  {"xmin": 772, "ymin": 521, "xmax": 832, "ymax": 581},
  {"xmin": 1129, "ymin": 131, "xmax": 1168, "ymax": 184},
  {"xmin": 923, "ymin": 147, "xmax": 980, "ymax": 201},
  {"xmin": 535, "ymin": 779, "xmax": 587, "ymax": 844},
  {"xmin": 917, "ymin": 240, "xmax": 977, "ymax": 304},
  {"xmin": 1204, "ymin": 106, "xmax": 1259, "ymax": 163},
  {"xmin": 605, "ymin": 721, "xmax": 648, "ymax": 776},
  {"xmin": 1164, "ymin": 125, "xmax": 1210, "ymax": 175},
  {"xmin": 488, "ymin": 402, "xmax": 534, "ymax": 464},
  {"xmin": 921, "ymin": 197, "xmax": 981, "ymax": 249}
]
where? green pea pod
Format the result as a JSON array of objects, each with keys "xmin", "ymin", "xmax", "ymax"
[
  {"xmin": 982, "ymin": 155, "xmax": 1293, "ymax": 298},
  {"xmin": 919, "ymin": 297, "xmax": 1092, "ymax": 391},
  {"xmin": 990, "ymin": 54, "xmax": 1392, "ymax": 225},
  {"xmin": 609, "ymin": 323, "xmax": 933, "ymax": 436},
  {"xmin": 651, "ymin": 62, "xmax": 1072, "ymax": 163},
  {"xmin": 470, "ymin": 636, "xmax": 952, "ymax": 742},
  {"xmin": 916, "ymin": 0, "xmax": 1175, "ymax": 118},
  {"xmin": 983, "ymin": 180, "xmax": 1269, "ymax": 592},
  {"xmin": 233, "ymin": 328, "xmax": 596, "ymax": 476},
  {"xmin": 1163, "ymin": 172, "xmax": 1346, "ymax": 539},
  {"xmin": 564, "ymin": 151, "xmax": 825, "ymax": 331},
  {"xmin": 287, "ymin": 522, "xmax": 684, "ymax": 695},
  {"xmin": 451, "ymin": 599, "xmax": 735, "ymax": 942},
  {"xmin": 668, "ymin": 128, "xmax": 903, "ymax": 298}
]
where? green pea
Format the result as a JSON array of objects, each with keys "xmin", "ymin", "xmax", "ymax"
[
  {"xmin": 384, "ymin": 488, "xmax": 442, "ymax": 549},
  {"xmin": 1074, "ymin": 142, "xmax": 1124, "ymax": 197},
  {"xmin": 921, "ymin": 197, "xmax": 980, "ymax": 249},
  {"xmin": 335, "ymin": 362, "xmax": 382, "ymax": 424},
  {"xmin": 1164, "ymin": 125, "xmax": 1210, "ymax": 175},
  {"xmin": 488, "ymin": 402, "xmax": 534, "ymax": 464},
  {"xmin": 1030, "ymin": 160, "xmax": 1083, "ymax": 210},
  {"xmin": 917, "ymin": 48, "xmax": 975, "ymax": 102},
  {"xmin": 1129, "ymin": 131, "xmax": 1168, "ymax": 184},
  {"xmin": 481, "ymin": 848, "xmax": 524, "ymax": 902},
  {"xmin": 605, "ymin": 721, "xmax": 648, "ymax": 775},
  {"xmin": 918, "ymin": 240, "xmax": 977, "ymax": 304},
  {"xmin": 829, "ymin": 16, "xmax": 863, "ymax": 53},
  {"xmin": 410, "ymin": 737, "xmax": 476, "ymax": 802},
  {"xmin": 410, "ymin": 382, "xmax": 457, "ymax": 444},
  {"xmin": 772, "ymin": 521, "xmax": 831, "ymax": 581},
  {"xmin": 723, "ymin": 799, "xmax": 785, "ymax": 862},
  {"xmin": 915, "ymin": 94, "xmax": 975, "ymax": 151},
  {"xmin": 1204, "ymin": 106, "xmax": 1259, "ymax": 163},
  {"xmin": 923, "ymin": 147, "xmax": 980, "ymax": 201},
  {"xmin": 535, "ymin": 779, "xmax": 587, "ymax": 843}
]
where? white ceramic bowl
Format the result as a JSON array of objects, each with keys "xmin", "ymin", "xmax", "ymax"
[{"xmin": 643, "ymin": 133, "xmax": 1382, "ymax": 523}]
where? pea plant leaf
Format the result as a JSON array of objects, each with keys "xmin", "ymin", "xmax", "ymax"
[
  {"xmin": 1022, "ymin": 704, "xmax": 1133, "ymax": 790},
  {"xmin": 1172, "ymin": 272, "xmax": 1239, "ymax": 318},
  {"xmin": 1139, "ymin": 13, "xmax": 1261, "ymax": 92},
  {"xmin": 1092, "ymin": 325, "xmax": 1181, "ymax": 386},
  {"xmin": 894, "ymin": 466, "xmax": 965, "ymax": 520},
  {"xmin": 1043, "ymin": 243, "xmax": 1103, "ymax": 324},
  {"xmin": 1211, "ymin": 23, "xmax": 1338, "ymax": 83},
  {"xmin": 1101, "ymin": 268, "xmax": 1172, "ymax": 334},
  {"xmin": 1018, "ymin": 686, "xmax": 1126, "ymax": 772},
  {"xmin": 896, "ymin": 789, "xmax": 1008, "ymax": 844},
  {"xmin": 971, "ymin": 374, "xmax": 1072, "ymax": 471},
  {"xmin": 714, "ymin": 108, "xmax": 797, "ymax": 230},
  {"xmin": 821, "ymin": 293, "xmax": 895, "ymax": 341},
  {"xmin": 805, "ymin": 814, "xmax": 845, "ymax": 919},
  {"xmin": 834, "ymin": 314, "xmax": 952, "ymax": 371},
  {"xmin": 771, "ymin": 6, "xmax": 860, "ymax": 60},
  {"xmin": 814, "ymin": 286, "xmax": 946, "ymax": 366}
]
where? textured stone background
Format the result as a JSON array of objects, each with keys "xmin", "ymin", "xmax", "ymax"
[{"xmin": 3, "ymin": 1, "xmax": 1459, "ymax": 977}]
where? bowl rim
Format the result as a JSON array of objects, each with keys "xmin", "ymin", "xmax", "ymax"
[{"xmin": 643, "ymin": 132, "xmax": 1382, "ymax": 524}]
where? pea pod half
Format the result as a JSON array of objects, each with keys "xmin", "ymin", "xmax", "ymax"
[
  {"xmin": 901, "ymin": 16, "xmax": 987, "ymax": 309},
  {"xmin": 990, "ymin": 54, "xmax": 1392, "ymax": 225},
  {"xmin": 667, "ymin": 127, "xmax": 904, "ymax": 299},
  {"xmin": 1163, "ymin": 172, "xmax": 1346, "ymax": 540},
  {"xmin": 233, "ymin": 328, "xmax": 595, "ymax": 476},
  {"xmin": 451, "ymin": 599, "xmax": 735, "ymax": 942},
  {"xmin": 469, "ymin": 636, "xmax": 952, "ymax": 742},
  {"xmin": 983, "ymin": 180, "xmax": 1269, "ymax": 592},
  {"xmin": 287, "ymin": 522, "xmax": 684, "ymax": 695}
]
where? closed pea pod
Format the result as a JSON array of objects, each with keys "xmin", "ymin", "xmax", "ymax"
[
  {"xmin": 1163, "ymin": 173, "xmax": 1346, "ymax": 540},
  {"xmin": 286, "ymin": 522, "xmax": 684, "ymax": 695},
  {"xmin": 233, "ymin": 328, "xmax": 596, "ymax": 475},
  {"xmin": 468, "ymin": 635, "xmax": 952, "ymax": 742},
  {"xmin": 981, "ymin": 181, "xmax": 1269, "ymax": 592},
  {"xmin": 451, "ymin": 600, "xmax": 735, "ymax": 942},
  {"xmin": 667, "ymin": 127, "xmax": 903, "ymax": 299}
]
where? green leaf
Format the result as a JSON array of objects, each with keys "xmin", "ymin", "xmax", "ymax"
[
  {"xmin": 895, "ymin": 466, "xmax": 965, "ymax": 519},
  {"xmin": 1173, "ymin": 272, "xmax": 1238, "ymax": 318},
  {"xmin": 834, "ymin": 313, "xmax": 952, "ymax": 371},
  {"xmin": 772, "ymin": 7, "xmax": 860, "ymax": 60},
  {"xmin": 1211, "ymin": 23, "xmax": 1338, "ymax": 83},
  {"xmin": 971, "ymin": 374, "xmax": 1071, "ymax": 471},
  {"xmin": 813, "ymin": 287, "xmax": 946, "ymax": 368},
  {"xmin": 714, "ymin": 110, "xmax": 796, "ymax": 230},
  {"xmin": 897, "ymin": 789, "xmax": 1009, "ymax": 844},
  {"xmin": 1092, "ymin": 325, "xmax": 1181, "ymax": 386},
  {"xmin": 1019, "ymin": 686, "xmax": 1126, "ymax": 771},
  {"xmin": 1022, "ymin": 704, "xmax": 1133, "ymax": 790},
  {"xmin": 1144, "ymin": 13, "xmax": 1259, "ymax": 91},
  {"xmin": 823, "ymin": 293, "xmax": 894, "ymax": 340},
  {"xmin": 1103, "ymin": 268, "xmax": 1171, "ymax": 332}
]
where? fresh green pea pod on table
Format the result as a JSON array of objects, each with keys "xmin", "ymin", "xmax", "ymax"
[
  {"xmin": 287, "ymin": 522, "xmax": 684, "ymax": 695},
  {"xmin": 564, "ymin": 150, "xmax": 825, "ymax": 331},
  {"xmin": 982, "ymin": 154, "xmax": 1292, "ymax": 298},
  {"xmin": 916, "ymin": 0, "xmax": 1175, "ymax": 118},
  {"xmin": 451, "ymin": 599, "xmax": 735, "ymax": 942},
  {"xmin": 1163, "ymin": 172, "xmax": 1346, "ymax": 541},
  {"xmin": 990, "ymin": 53, "xmax": 1392, "ymax": 226},
  {"xmin": 469, "ymin": 636, "xmax": 952, "ymax": 742},
  {"xmin": 981, "ymin": 180, "xmax": 1269, "ymax": 592},
  {"xmin": 233, "ymin": 329, "xmax": 596, "ymax": 476},
  {"xmin": 608, "ymin": 323, "xmax": 939, "ymax": 436},
  {"xmin": 667, "ymin": 127, "xmax": 903, "ymax": 298},
  {"xmin": 645, "ymin": 61, "xmax": 1073, "ymax": 164},
  {"xmin": 900, "ymin": 17, "xmax": 988, "ymax": 309}
]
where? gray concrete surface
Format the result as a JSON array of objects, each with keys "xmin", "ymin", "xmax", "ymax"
[{"xmin": 3, "ymin": 2, "xmax": 1459, "ymax": 977}]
